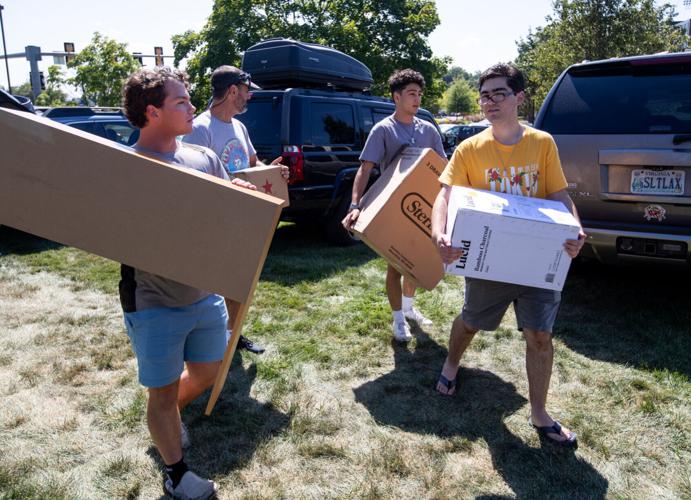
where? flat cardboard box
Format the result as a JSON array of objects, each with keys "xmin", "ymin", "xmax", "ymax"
[
  {"xmin": 232, "ymin": 164, "xmax": 289, "ymax": 207},
  {"xmin": 0, "ymin": 107, "xmax": 283, "ymax": 303},
  {"xmin": 445, "ymin": 186, "xmax": 580, "ymax": 291},
  {"xmin": 352, "ymin": 147, "xmax": 446, "ymax": 290}
]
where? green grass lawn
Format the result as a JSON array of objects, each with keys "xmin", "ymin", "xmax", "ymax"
[{"xmin": 0, "ymin": 224, "xmax": 689, "ymax": 499}]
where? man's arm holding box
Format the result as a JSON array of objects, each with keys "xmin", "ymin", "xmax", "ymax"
[
  {"xmin": 546, "ymin": 188, "xmax": 587, "ymax": 259},
  {"xmin": 431, "ymin": 184, "xmax": 464, "ymax": 264},
  {"xmin": 250, "ymin": 154, "xmax": 290, "ymax": 181},
  {"xmin": 341, "ymin": 160, "xmax": 376, "ymax": 229}
]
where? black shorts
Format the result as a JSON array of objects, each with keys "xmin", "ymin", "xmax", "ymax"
[{"xmin": 461, "ymin": 278, "xmax": 561, "ymax": 333}]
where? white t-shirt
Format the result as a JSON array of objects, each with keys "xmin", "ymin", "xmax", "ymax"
[{"xmin": 183, "ymin": 110, "xmax": 257, "ymax": 174}]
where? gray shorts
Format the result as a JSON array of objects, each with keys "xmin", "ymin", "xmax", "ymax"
[{"xmin": 461, "ymin": 278, "xmax": 561, "ymax": 333}]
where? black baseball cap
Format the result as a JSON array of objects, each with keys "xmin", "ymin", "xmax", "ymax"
[{"xmin": 211, "ymin": 65, "xmax": 261, "ymax": 91}]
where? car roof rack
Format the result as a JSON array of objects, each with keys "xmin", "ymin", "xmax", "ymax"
[{"xmin": 42, "ymin": 106, "xmax": 125, "ymax": 118}]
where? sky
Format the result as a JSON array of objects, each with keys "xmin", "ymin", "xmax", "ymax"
[{"xmin": 0, "ymin": 0, "xmax": 689, "ymax": 92}]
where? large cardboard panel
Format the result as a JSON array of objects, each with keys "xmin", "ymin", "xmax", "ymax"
[
  {"xmin": 0, "ymin": 108, "xmax": 283, "ymax": 303},
  {"xmin": 353, "ymin": 148, "xmax": 446, "ymax": 290},
  {"xmin": 233, "ymin": 164, "xmax": 290, "ymax": 207},
  {"xmin": 445, "ymin": 186, "xmax": 580, "ymax": 291}
]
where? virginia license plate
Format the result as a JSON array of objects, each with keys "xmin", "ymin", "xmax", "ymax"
[{"xmin": 631, "ymin": 169, "xmax": 685, "ymax": 196}]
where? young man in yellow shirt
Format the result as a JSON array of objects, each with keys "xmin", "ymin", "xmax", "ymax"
[{"xmin": 431, "ymin": 63, "xmax": 586, "ymax": 447}]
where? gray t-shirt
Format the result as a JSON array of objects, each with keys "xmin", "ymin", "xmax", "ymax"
[
  {"xmin": 360, "ymin": 115, "xmax": 446, "ymax": 170},
  {"xmin": 182, "ymin": 110, "xmax": 257, "ymax": 174},
  {"xmin": 122, "ymin": 141, "xmax": 230, "ymax": 311}
]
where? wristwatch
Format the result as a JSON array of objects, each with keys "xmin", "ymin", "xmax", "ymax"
[{"xmin": 348, "ymin": 202, "xmax": 360, "ymax": 212}]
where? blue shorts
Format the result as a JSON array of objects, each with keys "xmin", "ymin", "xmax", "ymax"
[{"xmin": 124, "ymin": 294, "xmax": 228, "ymax": 388}]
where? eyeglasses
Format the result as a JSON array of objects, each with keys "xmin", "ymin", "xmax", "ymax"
[{"xmin": 478, "ymin": 91, "xmax": 514, "ymax": 105}]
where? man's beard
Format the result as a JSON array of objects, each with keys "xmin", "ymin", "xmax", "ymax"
[{"xmin": 236, "ymin": 97, "xmax": 248, "ymax": 115}]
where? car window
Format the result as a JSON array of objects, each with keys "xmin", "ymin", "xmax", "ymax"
[
  {"xmin": 361, "ymin": 107, "xmax": 392, "ymax": 134},
  {"xmin": 310, "ymin": 102, "xmax": 355, "ymax": 145},
  {"xmin": 67, "ymin": 120, "xmax": 137, "ymax": 145},
  {"xmin": 541, "ymin": 69, "xmax": 691, "ymax": 134},
  {"xmin": 68, "ymin": 122, "xmax": 96, "ymax": 134},
  {"xmin": 103, "ymin": 123, "xmax": 137, "ymax": 145},
  {"xmin": 237, "ymin": 98, "xmax": 282, "ymax": 145}
]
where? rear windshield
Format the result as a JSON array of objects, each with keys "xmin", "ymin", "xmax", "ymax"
[
  {"xmin": 540, "ymin": 65, "xmax": 691, "ymax": 134},
  {"xmin": 237, "ymin": 98, "xmax": 282, "ymax": 145}
]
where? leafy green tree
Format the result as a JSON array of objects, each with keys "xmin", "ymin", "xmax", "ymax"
[
  {"xmin": 10, "ymin": 81, "xmax": 34, "ymax": 100},
  {"xmin": 35, "ymin": 65, "xmax": 69, "ymax": 106},
  {"xmin": 516, "ymin": 0, "xmax": 688, "ymax": 119},
  {"xmin": 173, "ymin": 0, "xmax": 448, "ymax": 110},
  {"xmin": 443, "ymin": 66, "xmax": 480, "ymax": 87},
  {"xmin": 68, "ymin": 32, "xmax": 141, "ymax": 106},
  {"xmin": 442, "ymin": 78, "xmax": 480, "ymax": 115}
]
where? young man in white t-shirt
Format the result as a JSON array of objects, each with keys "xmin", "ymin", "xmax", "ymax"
[{"xmin": 183, "ymin": 65, "xmax": 289, "ymax": 354}]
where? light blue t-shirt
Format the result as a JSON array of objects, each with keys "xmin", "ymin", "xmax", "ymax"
[
  {"xmin": 182, "ymin": 110, "xmax": 257, "ymax": 174},
  {"xmin": 360, "ymin": 115, "xmax": 446, "ymax": 170}
]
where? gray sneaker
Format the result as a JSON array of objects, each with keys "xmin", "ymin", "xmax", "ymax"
[
  {"xmin": 404, "ymin": 307, "xmax": 433, "ymax": 326},
  {"xmin": 164, "ymin": 470, "xmax": 218, "ymax": 500},
  {"xmin": 392, "ymin": 319, "xmax": 413, "ymax": 342},
  {"xmin": 180, "ymin": 421, "xmax": 191, "ymax": 450}
]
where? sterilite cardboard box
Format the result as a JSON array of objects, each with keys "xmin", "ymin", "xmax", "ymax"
[
  {"xmin": 352, "ymin": 147, "xmax": 446, "ymax": 290},
  {"xmin": 445, "ymin": 186, "xmax": 580, "ymax": 291},
  {"xmin": 0, "ymin": 107, "xmax": 283, "ymax": 303},
  {"xmin": 232, "ymin": 164, "xmax": 290, "ymax": 207}
]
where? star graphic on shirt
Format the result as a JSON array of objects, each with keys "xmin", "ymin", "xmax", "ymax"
[{"xmin": 262, "ymin": 179, "xmax": 273, "ymax": 194}]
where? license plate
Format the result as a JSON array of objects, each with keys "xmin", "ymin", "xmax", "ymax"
[{"xmin": 631, "ymin": 169, "xmax": 685, "ymax": 196}]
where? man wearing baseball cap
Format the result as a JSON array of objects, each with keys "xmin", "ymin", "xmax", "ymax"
[{"xmin": 183, "ymin": 65, "xmax": 288, "ymax": 355}]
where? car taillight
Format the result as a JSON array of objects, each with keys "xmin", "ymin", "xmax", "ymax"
[{"xmin": 282, "ymin": 145, "xmax": 304, "ymax": 184}]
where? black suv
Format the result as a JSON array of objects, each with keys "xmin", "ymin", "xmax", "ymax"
[
  {"xmin": 535, "ymin": 52, "xmax": 691, "ymax": 267},
  {"xmin": 236, "ymin": 87, "xmax": 442, "ymax": 244}
]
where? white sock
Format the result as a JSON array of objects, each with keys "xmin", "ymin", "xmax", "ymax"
[
  {"xmin": 392, "ymin": 310, "xmax": 405, "ymax": 323},
  {"xmin": 402, "ymin": 295, "xmax": 413, "ymax": 312}
]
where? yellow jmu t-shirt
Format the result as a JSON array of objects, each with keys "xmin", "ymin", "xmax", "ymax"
[{"xmin": 438, "ymin": 126, "xmax": 567, "ymax": 198}]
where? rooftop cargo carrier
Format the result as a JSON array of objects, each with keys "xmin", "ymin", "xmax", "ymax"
[{"xmin": 242, "ymin": 38, "xmax": 373, "ymax": 91}]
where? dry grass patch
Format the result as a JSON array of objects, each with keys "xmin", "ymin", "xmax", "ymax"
[{"xmin": 0, "ymin": 226, "xmax": 689, "ymax": 498}]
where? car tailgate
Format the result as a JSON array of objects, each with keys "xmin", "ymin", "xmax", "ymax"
[{"xmin": 555, "ymin": 135, "xmax": 691, "ymax": 233}]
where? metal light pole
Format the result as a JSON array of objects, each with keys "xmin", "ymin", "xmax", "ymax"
[{"xmin": 0, "ymin": 4, "xmax": 10, "ymax": 93}]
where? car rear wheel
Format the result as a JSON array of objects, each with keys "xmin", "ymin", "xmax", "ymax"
[{"xmin": 324, "ymin": 195, "xmax": 360, "ymax": 246}]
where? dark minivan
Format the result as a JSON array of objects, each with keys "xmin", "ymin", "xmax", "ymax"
[{"xmin": 535, "ymin": 52, "xmax": 691, "ymax": 267}]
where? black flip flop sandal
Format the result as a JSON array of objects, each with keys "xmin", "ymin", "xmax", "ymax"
[
  {"xmin": 436, "ymin": 373, "xmax": 457, "ymax": 396},
  {"xmin": 529, "ymin": 418, "xmax": 578, "ymax": 448}
]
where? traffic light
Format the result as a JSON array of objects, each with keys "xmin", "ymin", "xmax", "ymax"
[
  {"xmin": 154, "ymin": 46, "xmax": 163, "ymax": 66},
  {"xmin": 39, "ymin": 71, "xmax": 45, "ymax": 90},
  {"xmin": 64, "ymin": 42, "xmax": 75, "ymax": 64},
  {"xmin": 133, "ymin": 52, "xmax": 143, "ymax": 65}
]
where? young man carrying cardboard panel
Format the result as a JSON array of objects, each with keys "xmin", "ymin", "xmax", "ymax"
[
  {"xmin": 430, "ymin": 63, "xmax": 586, "ymax": 447},
  {"xmin": 120, "ymin": 67, "xmax": 257, "ymax": 499},
  {"xmin": 342, "ymin": 69, "xmax": 446, "ymax": 342},
  {"xmin": 183, "ymin": 65, "xmax": 290, "ymax": 354}
]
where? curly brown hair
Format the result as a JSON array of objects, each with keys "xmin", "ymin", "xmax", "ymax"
[
  {"xmin": 122, "ymin": 67, "xmax": 189, "ymax": 128},
  {"xmin": 388, "ymin": 69, "xmax": 426, "ymax": 97}
]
